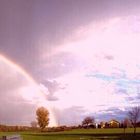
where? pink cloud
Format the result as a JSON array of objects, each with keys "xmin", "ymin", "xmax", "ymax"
[
  {"xmin": 48, "ymin": 15, "xmax": 140, "ymax": 116},
  {"xmin": 57, "ymin": 15, "xmax": 140, "ymax": 79}
]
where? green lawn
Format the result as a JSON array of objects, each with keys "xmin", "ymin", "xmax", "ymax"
[{"xmin": 1, "ymin": 128, "xmax": 140, "ymax": 140}]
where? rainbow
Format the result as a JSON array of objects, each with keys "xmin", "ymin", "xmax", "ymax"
[
  {"xmin": 0, "ymin": 54, "xmax": 36, "ymax": 84},
  {"xmin": 0, "ymin": 54, "xmax": 57, "ymax": 126}
]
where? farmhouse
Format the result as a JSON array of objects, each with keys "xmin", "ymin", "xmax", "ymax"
[{"xmin": 108, "ymin": 119, "xmax": 120, "ymax": 128}]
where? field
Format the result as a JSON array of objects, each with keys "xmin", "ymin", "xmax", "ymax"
[{"xmin": 1, "ymin": 128, "xmax": 140, "ymax": 140}]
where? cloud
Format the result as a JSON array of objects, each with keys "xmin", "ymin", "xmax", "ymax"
[
  {"xmin": 40, "ymin": 80, "xmax": 62, "ymax": 101},
  {"xmin": 0, "ymin": 58, "xmax": 42, "ymax": 125},
  {"xmin": 96, "ymin": 107, "xmax": 127, "ymax": 122},
  {"xmin": 104, "ymin": 55, "xmax": 114, "ymax": 60},
  {"xmin": 1, "ymin": 1, "xmax": 140, "ymax": 126},
  {"xmin": 1, "ymin": 0, "xmax": 140, "ymax": 82},
  {"xmin": 37, "ymin": 51, "xmax": 83, "ymax": 79},
  {"xmin": 46, "ymin": 95, "xmax": 58, "ymax": 101},
  {"xmin": 43, "ymin": 15, "xmax": 140, "ymax": 125},
  {"xmin": 116, "ymin": 88, "xmax": 128, "ymax": 94},
  {"xmin": 52, "ymin": 106, "xmax": 86, "ymax": 126}
]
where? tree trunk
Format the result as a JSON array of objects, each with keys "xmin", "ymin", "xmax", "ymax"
[
  {"xmin": 2, "ymin": 136, "xmax": 6, "ymax": 140},
  {"xmin": 124, "ymin": 128, "xmax": 126, "ymax": 135},
  {"xmin": 134, "ymin": 126, "xmax": 136, "ymax": 135}
]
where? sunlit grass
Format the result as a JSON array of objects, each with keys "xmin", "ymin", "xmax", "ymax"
[{"xmin": 1, "ymin": 128, "xmax": 140, "ymax": 140}]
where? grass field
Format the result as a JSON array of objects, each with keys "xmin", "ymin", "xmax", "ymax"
[{"xmin": 1, "ymin": 128, "xmax": 140, "ymax": 140}]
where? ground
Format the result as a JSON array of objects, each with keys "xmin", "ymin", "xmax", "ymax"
[{"xmin": 0, "ymin": 128, "xmax": 140, "ymax": 140}]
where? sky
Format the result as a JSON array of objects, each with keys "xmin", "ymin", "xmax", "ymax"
[{"xmin": 0, "ymin": 0, "xmax": 140, "ymax": 126}]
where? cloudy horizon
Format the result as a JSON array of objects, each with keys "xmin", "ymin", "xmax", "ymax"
[{"xmin": 0, "ymin": 0, "xmax": 140, "ymax": 126}]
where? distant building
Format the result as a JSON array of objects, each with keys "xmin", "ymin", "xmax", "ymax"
[
  {"xmin": 100, "ymin": 121, "xmax": 105, "ymax": 128},
  {"xmin": 108, "ymin": 119, "xmax": 120, "ymax": 128}
]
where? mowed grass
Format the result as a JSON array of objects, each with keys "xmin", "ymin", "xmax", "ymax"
[{"xmin": 1, "ymin": 128, "xmax": 140, "ymax": 140}]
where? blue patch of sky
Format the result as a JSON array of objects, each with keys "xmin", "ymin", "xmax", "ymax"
[
  {"xmin": 96, "ymin": 111, "xmax": 126, "ymax": 122},
  {"xmin": 86, "ymin": 70, "xmax": 140, "ymax": 120},
  {"xmin": 86, "ymin": 72, "xmax": 140, "ymax": 95},
  {"xmin": 88, "ymin": 73, "xmax": 116, "ymax": 82},
  {"xmin": 86, "ymin": 73, "xmax": 140, "ymax": 84}
]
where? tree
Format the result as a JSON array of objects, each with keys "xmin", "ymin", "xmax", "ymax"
[
  {"xmin": 128, "ymin": 106, "xmax": 140, "ymax": 135},
  {"xmin": 30, "ymin": 121, "xmax": 38, "ymax": 128},
  {"xmin": 82, "ymin": 116, "xmax": 95, "ymax": 128},
  {"xmin": 36, "ymin": 107, "xmax": 49, "ymax": 130},
  {"xmin": 122, "ymin": 118, "xmax": 129, "ymax": 135}
]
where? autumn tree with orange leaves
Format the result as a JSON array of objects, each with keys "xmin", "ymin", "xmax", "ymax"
[{"xmin": 36, "ymin": 107, "xmax": 49, "ymax": 130}]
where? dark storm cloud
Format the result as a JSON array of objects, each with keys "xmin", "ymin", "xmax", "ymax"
[
  {"xmin": 0, "ymin": 0, "xmax": 140, "ymax": 81},
  {"xmin": 0, "ymin": 0, "xmax": 140, "ymax": 125}
]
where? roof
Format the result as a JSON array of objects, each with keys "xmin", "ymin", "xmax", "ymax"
[{"xmin": 109, "ymin": 119, "xmax": 120, "ymax": 124}]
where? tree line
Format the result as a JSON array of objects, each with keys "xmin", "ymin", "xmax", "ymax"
[
  {"xmin": 34, "ymin": 106, "xmax": 140, "ymax": 135},
  {"xmin": 0, "ymin": 106, "xmax": 139, "ymax": 135}
]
